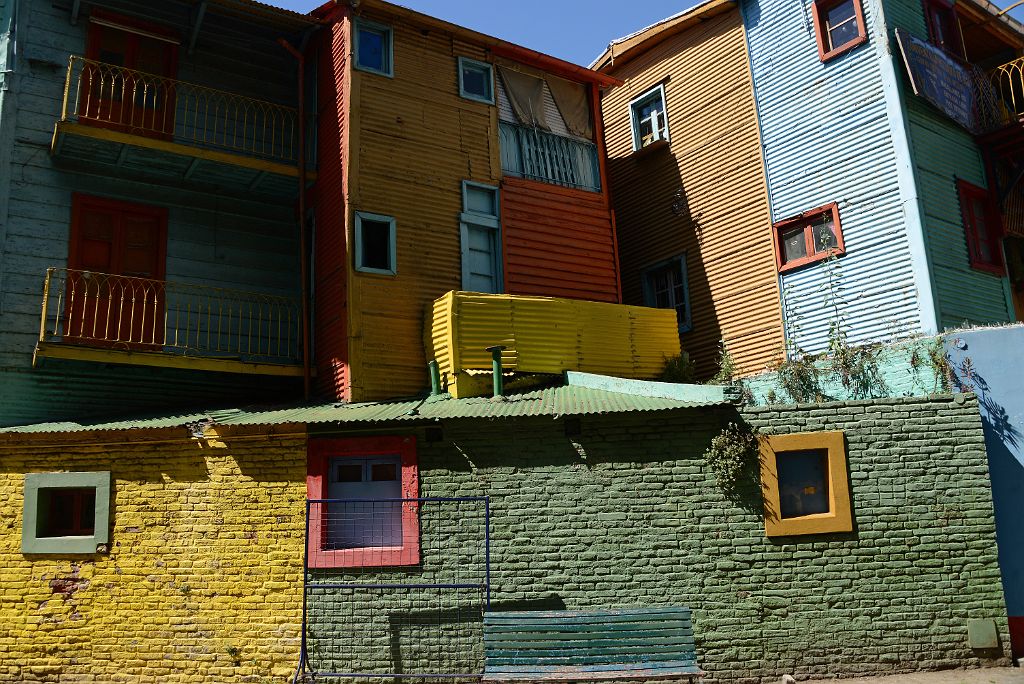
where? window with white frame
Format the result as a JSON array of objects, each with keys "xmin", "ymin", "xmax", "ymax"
[
  {"xmin": 354, "ymin": 19, "xmax": 393, "ymax": 77},
  {"xmin": 458, "ymin": 57, "xmax": 494, "ymax": 104},
  {"xmin": 460, "ymin": 182, "xmax": 502, "ymax": 293},
  {"xmin": 355, "ymin": 212, "xmax": 397, "ymax": 275},
  {"xmin": 630, "ymin": 84, "xmax": 669, "ymax": 151},
  {"xmin": 642, "ymin": 255, "xmax": 691, "ymax": 332}
]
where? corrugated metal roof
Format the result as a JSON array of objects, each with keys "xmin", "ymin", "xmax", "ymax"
[{"xmin": 0, "ymin": 380, "xmax": 731, "ymax": 436}]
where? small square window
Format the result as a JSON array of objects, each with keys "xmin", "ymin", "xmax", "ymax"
[
  {"xmin": 354, "ymin": 19, "xmax": 393, "ymax": 77},
  {"xmin": 760, "ymin": 432, "xmax": 853, "ymax": 537},
  {"xmin": 355, "ymin": 211, "xmax": 397, "ymax": 275},
  {"xmin": 22, "ymin": 472, "xmax": 111, "ymax": 555},
  {"xmin": 629, "ymin": 84, "xmax": 669, "ymax": 151},
  {"xmin": 642, "ymin": 255, "xmax": 691, "ymax": 333},
  {"xmin": 957, "ymin": 179, "xmax": 1005, "ymax": 275},
  {"xmin": 458, "ymin": 57, "xmax": 494, "ymax": 104},
  {"xmin": 772, "ymin": 202, "xmax": 846, "ymax": 273},
  {"xmin": 923, "ymin": 0, "xmax": 963, "ymax": 59},
  {"xmin": 812, "ymin": 0, "xmax": 868, "ymax": 62}
]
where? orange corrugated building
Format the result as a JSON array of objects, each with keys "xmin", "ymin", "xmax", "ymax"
[{"xmin": 309, "ymin": 0, "xmax": 626, "ymax": 402}]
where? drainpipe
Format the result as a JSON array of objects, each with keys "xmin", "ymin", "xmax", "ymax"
[
  {"xmin": 485, "ymin": 345, "xmax": 507, "ymax": 398},
  {"xmin": 279, "ymin": 37, "xmax": 311, "ymax": 401}
]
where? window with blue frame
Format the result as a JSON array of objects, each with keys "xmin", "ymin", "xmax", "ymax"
[
  {"xmin": 354, "ymin": 19, "xmax": 393, "ymax": 77},
  {"xmin": 629, "ymin": 85, "xmax": 669, "ymax": 151},
  {"xmin": 460, "ymin": 182, "xmax": 502, "ymax": 294},
  {"xmin": 458, "ymin": 57, "xmax": 494, "ymax": 104},
  {"xmin": 355, "ymin": 212, "xmax": 397, "ymax": 275},
  {"xmin": 642, "ymin": 255, "xmax": 691, "ymax": 332}
]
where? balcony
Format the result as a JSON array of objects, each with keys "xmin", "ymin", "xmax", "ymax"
[
  {"xmin": 499, "ymin": 121, "xmax": 601, "ymax": 193},
  {"xmin": 426, "ymin": 291, "xmax": 680, "ymax": 398},
  {"xmin": 51, "ymin": 56, "xmax": 310, "ymax": 199},
  {"xmin": 34, "ymin": 268, "xmax": 303, "ymax": 377}
]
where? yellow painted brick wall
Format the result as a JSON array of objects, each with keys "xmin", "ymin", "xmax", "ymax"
[{"xmin": 0, "ymin": 430, "xmax": 307, "ymax": 683}]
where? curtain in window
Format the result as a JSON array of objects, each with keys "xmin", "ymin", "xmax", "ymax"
[
  {"xmin": 546, "ymin": 75, "xmax": 592, "ymax": 139},
  {"xmin": 497, "ymin": 66, "xmax": 549, "ymax": 130}
]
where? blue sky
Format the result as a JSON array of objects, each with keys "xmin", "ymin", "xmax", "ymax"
[{"xmin": 278, "ymin": 1, "xmax": 1024, "ymax": 67}]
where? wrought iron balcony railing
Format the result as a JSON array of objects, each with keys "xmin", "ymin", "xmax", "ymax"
[
  {"xmin": 499, "ymin": 121, "xmax": 601, "ymax": 193},
  {"xmin": 38, "ymin": 268, "xmax": 301, "ymax": 366},
  {"xmin": 989, "ymin": 55, "xmax": 1024, "ymax": 128},
  {"xmin": 61, "ymin": 55, "xmax": 299, "ymax": 164}
]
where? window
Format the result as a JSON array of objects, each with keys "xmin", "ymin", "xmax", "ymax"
[
  {"xmin": 354, "ymin": 19, "xmax": 393, "ymax": 77},
  {"xmin": 22, "ymin": 472, "xmax": 111, "ymax": 555},
  {"xmin": 461, "ymin": 182, "xmax": 502, "ymax": 294},
  {"xmin": 958, "ymin": 180, "xmax": 1005, "ymax": 275},
  {"xmin": 923, "ymin": 0, "xmax": 963, "ymax": 58},
  {"xmin": 642, "ymin": 255, "xmax": 691, "ymax": 333},
  {"xmin": 458, "ymin": 57, "xmax": 494, "ymax": 104},
  {"xmin": 811, "ymin": 0, "xmax": 868, "ymax": 62},
  {"xmin": 772, "ymin": 202, "xmax": 845, "ymax": 273},
  {"xmin": 760, "ymin": 432, "xmax": 852, "ymax": 537},
  {"xmin": 307, "ymin": 437, "xmax": 420, "ymax": 568},
  {"xmin": 354, "ymin": 211, "xmax": 397, "ymax": 275},
  {"xmin": 629, "ymin": 85, "xmax": 669, "ymax": 151}
]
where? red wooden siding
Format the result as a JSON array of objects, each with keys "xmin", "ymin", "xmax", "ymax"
[
  {"xmin": 311, "ymin": 15, "xmax": 352, "ymax": 401},
  {"xmin": 501, "ymin": 178, "xmax": 620, "ymax": 303}
]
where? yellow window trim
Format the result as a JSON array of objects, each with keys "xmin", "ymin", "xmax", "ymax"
[{"xmin": 760, "ymin": 431, "xmax": 853, "ymax": 537}]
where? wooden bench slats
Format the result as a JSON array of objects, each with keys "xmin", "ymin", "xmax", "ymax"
[
  {"xmin": 485, "ymin": 628, "xmax": 694, "ymax": 641},
  {"xmin": 488, "ymin": 652, "xmax": 697, "ymax": 665},
  {"xmin": 486, "ymin": 636, "xmax": 695, "ymax": 649},
  {"xmin": 485, "ymin": 608, "xmax": 692, "ymax": 619},
  {"xmin": 481, "ymin": 662, "xmax": 703, "ymax": 681},
  {"xmin": 485, "ymin": 610, "xmax": 690, "ymax": 625}
]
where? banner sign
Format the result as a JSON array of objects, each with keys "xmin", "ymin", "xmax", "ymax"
[{"xmin": 895, "ymin": 28, "xmax": 983, "ymax": 134}]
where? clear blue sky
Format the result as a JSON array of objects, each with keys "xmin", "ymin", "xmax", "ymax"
[{"xmin": 278, "ymin": 1, "xmax": 1024, "ymax": 67}]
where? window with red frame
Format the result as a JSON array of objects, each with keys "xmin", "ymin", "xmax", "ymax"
[
  {"xmin": 923, "ymin": 0, "xmax": 964, "ymax": 59},
  {"xmin": 773, "ymin": 203, "xmax": 846, "ymax": 273},
  {"xmin": 307, "ymin": 436, "xmax": 420, "ymax": 569},
  {"xmin": 957, "ymin": 179, "xmax": 1005, "ymax": 275},
  {"xmin": 812, "ymin": 0, "xmax": 868, "ymax": 62},
  {"xmin": 38, "ymin": 488, "xmax": 97, "ymax": 538}
]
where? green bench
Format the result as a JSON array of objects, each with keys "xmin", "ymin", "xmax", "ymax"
[{"xmin": 482, "ymin": 607, "xmax": 704, "ymax": 682}]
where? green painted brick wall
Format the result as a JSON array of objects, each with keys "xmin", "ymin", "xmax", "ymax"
[{"xmin": 306, "ymin": 395, "xmax": 1009, "ymax": 681}]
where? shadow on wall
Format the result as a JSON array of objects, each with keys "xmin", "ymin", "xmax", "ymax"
[
  {"xmin": 947, "ymin": 327, "xmax": 1024, "ymax": 659},
  {"xmin": 605, "ymin": 148, "xmax": 722, "ymax": 378}
]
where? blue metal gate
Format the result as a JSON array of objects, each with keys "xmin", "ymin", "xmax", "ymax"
[{"xmin": 296, "ymin": 497, "xmax": 490, "ymax": 681}]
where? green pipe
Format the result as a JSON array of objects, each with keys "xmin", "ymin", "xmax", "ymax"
[
  {"xmin": 485, "ymin": 345, "xmax": 506, "ymax": 397},
  {"xmin": 428, "ymin": 360, "xmax": 442, "ymax": 396}
]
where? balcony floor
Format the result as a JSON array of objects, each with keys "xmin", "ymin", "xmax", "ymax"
[{"xmin": 51, "ymin": 122, "xmax": 313, "ymax": 201}]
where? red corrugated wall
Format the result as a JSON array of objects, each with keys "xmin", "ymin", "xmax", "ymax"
[
  {"xmin": 311, "ymin": 13, "xmax": 351, "ymax": 401},
  {"xmin": 501, "ymin": 177, "xmax": 620, "ymax": 303}
]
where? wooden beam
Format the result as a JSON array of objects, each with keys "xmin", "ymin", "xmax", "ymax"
[
  {"xmin": 34, "ymin": 342, "xmax": 306, "ymax": 377},
  {"xmin": 188, "ymin": 1, "xmax": 209, "ymax": 56}
]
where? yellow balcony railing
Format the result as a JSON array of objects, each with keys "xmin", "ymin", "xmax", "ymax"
[
  {"xmin": 61, "ymin": 55, "xmax": 299, "ymax": 164},
  {"xmin": 37, "ymin": 268, "xmax": 301, "ymax": 369},
  {"xmin": 427, "ymin": 291, "xmax": 681, "ymax": 398},
  {"xmin": 989, "ymin": 55, "xmax": 1024, "ymax": 127}
]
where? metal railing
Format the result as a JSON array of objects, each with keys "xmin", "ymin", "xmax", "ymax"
[
  {"xmin": 499, "ymin": 121, "xmax": 601, "ymax": 192},
  {"xmin": 61, "ymin": 55, "xmax": 299, "ymax": 164},
  {"xmin": 989, "ymin": 55, "xmax": 1024, "ymax": 128},
  {"xmin": 39, "ymin": 268, "xmax": 301, "ymax": 365}
]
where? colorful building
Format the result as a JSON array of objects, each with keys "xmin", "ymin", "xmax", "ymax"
[{"xmin": 595, "ymin": 0, "xmax": 1023, "ymax": 374}]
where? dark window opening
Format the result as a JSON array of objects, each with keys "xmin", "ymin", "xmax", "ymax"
[
  {"xmin": 359, "ymin": 219, "xmax": 393, "ymax": 272},
  {"xmin": 37, "ymin": 488, "xmax": 97, "ymax": 538},
  {"xmin": 777, "ymin": 450, "xmax": 831, "ymax": 519}
]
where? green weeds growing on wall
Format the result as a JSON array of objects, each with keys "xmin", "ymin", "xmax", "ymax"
[{"xmin": 703, "ymin": 422, "xmax": 763, "ymax": 511}]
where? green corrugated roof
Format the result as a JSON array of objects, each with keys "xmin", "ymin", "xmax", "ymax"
[{"xmin": 0, "ymin": 376, "xmax": 735, "ymax": 436}]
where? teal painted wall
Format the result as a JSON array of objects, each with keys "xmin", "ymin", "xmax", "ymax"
[
  {"xmin": 0, "ymin": 0, "xmax": 305, "ymax": 426},
  {"xmin": 306, "ymin": 396, "xmax": 1010, "ymax": 680}
]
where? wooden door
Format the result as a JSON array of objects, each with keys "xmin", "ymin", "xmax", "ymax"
[
  {"xmin": 67, "ymin": 195, "xmax": 167, "ymax": 348},
  {"xmin": 82, "ymin": 16, "xmax": 178, "ymax": 138}
]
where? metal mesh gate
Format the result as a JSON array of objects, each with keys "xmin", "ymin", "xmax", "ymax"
[{"xmin": 298, "ymin": 497, "xmax": 490, "ymax": 681}]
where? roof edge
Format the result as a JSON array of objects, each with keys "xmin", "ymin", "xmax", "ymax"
[{"xmin": 565, "ymin": 372, "xmax": 742, "ymax": 404}]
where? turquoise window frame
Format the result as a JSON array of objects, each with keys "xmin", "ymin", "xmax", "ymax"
[
  {"xmin": 22, "ymin": 471, "xmax": 111, "ymax": 555},
  {"xmin": 354, "ymin": 18, "xmax": 394, "ymax": 78},
  {"xmin": 458, "ymin": 57, "xmax": 495, "ymax": 105},
  {"xmin": 641, "ymin": 254, "xmax": 692, "ymax": 333},
  {"xmin": 460, "ymin": 181, "xmax": 503, "ymax": 293},
  {"xmin": 629, "ymin": 84, "xmax": 670, "ymax": 151},
  {"xmin": 354, "ymin": 211, "xmax": 398, "ymax": 276}
]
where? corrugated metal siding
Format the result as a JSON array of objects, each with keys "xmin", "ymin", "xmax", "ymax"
[
  {"xmin": 427, "ymin": 291, "xmax": 680, "ymax": 395},
  {"xmin": 501, "ymin": 177, "xmax": 619, "ymax": 303},
  {"xmin": 906, "ymin": 98, "xmax": 1011, "ymax": 327},
  {"xmin": 0, "ymin": 0, "xmax": 304, "ymax": 426},
  {"xmin": 347, "ymin": 14, "xmax": 498, "ymax": 402},
  {"xmin": 312, "ymin": 18, "xmax": 351, "ymax": 401},
  {"xmin": 743, "ymin": 0, "xmax": 922, "ymax": 354},
  {"xmin": 600, "ymin": 10, "xmax": 783, "ymax": 378}
]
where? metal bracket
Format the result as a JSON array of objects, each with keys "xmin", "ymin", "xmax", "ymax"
[
  {"xmin": 70, "ymin": 0, "xmax": 81, "ymax": 25},
  {"xmin": 187, "ymin": 1, "xmax": 208, "ymax": 56}
]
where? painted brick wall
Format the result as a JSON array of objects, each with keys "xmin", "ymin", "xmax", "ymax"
[
  {"xmin": 0, "ymin": 430, "xmax": 306, "ymax": 683},
  {"xmin": 309, "ymin": 395, "xmax": 1009, "ymax": 680}
]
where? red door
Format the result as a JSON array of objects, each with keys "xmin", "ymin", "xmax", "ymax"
[
  {"xmin": 81, "ymin": 14, "xmax": 178, "ymax": 138},
  {"xmin": 67, "ymin": 194, "xmax": 167, "ymax": 348}
]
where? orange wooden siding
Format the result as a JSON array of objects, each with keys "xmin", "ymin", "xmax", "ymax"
[
  {"xmin": 312, "ymin": 16, "xmax": 352, "ymax": 401},
  {"xmin": 600, "ymin": 10, "xmax": 783, "ymax": 378},
  {"xmin": 501, "ymin": 177, "xmax": 619, "ymax": 303},
  {"xmin": 346, "ymin": 13, "xmax": 499, "ymax": 402}
]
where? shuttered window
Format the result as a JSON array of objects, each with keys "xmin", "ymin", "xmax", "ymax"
[{"xmin": 958, "ymin": 179, "xmax": 1005, "ymax": 275}]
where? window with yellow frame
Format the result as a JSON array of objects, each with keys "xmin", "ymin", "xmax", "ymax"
[{"xmin": 760, "ymin": 431, "xmax": 853, "ymax": 537}]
